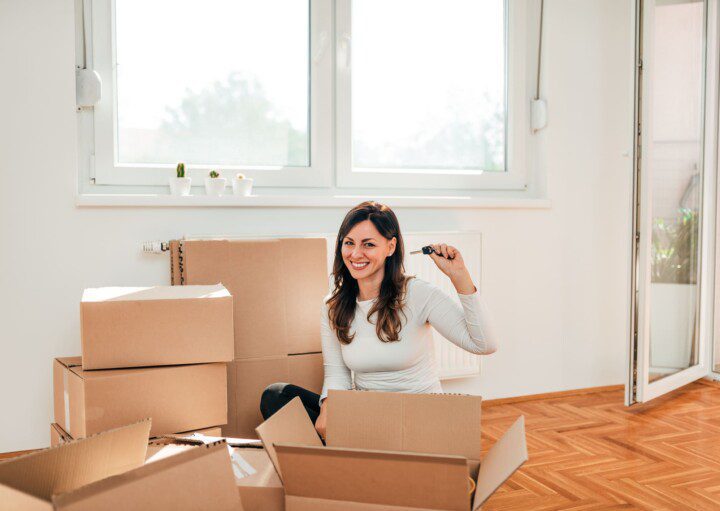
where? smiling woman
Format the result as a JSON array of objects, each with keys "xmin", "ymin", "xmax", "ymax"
[{"xmin": 259, "ymin": 201, "xmax": 498, "ymax": 438}]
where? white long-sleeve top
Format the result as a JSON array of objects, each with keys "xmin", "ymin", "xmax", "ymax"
[{"xmin": 320, "ymin": 277, "xmax": 497, "ymax": 402}]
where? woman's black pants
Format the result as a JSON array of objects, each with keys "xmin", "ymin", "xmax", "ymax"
[{"xmin": 260, "ymin": 383, "xmax": 321, "ymax": 423}]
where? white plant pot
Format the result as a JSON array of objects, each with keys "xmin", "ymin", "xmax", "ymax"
[
  {"xmin": 205, "ymin": 177, "xmax": 227, "ymax": 196},
  {"xmin": 232, "ymin": 177, "xmax": 254, "ymax": 196},
  {"xmin": 168, "ymin": 177, "xmax": 192, "ymax": 196}
]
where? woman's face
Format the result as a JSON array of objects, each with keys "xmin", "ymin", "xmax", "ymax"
[{"xmin": 341, "ymin": 220, "xmax": 396, "ymax": 282}]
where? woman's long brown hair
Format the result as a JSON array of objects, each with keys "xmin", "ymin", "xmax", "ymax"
[{"xmin": 327, "ymin": 201, "xmax": 410, "ymax": 344}]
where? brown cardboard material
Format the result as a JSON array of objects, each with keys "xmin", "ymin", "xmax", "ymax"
[
  {"xmin": 51, "ymin": 443, "xmax": 242, "ymax": 511},
  {"xmin": 256, "ymin": 396, "xmax": 528, "ymax": 511},
  {"xmin": 278, "ymin": 445, "xmax": 470, "ymax": 511},
  {"xmin": 224, "ymin": 353, "xmax": 323, "ymax": 438},
  {"xmin": 255, "ymin": 397, "xmax": 323, "ymax": 480},
  {"xmin": 176, "ymin": 238, "xmax": 328, "ymax": 358},
  {"xmin": 49, "ymin": 423, "xmax": 72, "ymax": 447},
  {"xmin": 234, "ymin": 448, "xmax": 284, "ymax": 511},
  {"xmin": 327, "ymin": 390, "xmax": 482, "ymax": 463},
  {"xmin": 80, "ymin": 284, "xmax": 234, "ymax": 369},
  {"xmin": 139, "ymin": 440, "xmax": 283, "ymax": 511},
  {"xmin": 164, "ymin": 425, "xmax": 224, "ymax": 438},
  {"xmin": 53, "ymin": 357, "xmax": 226, "ymax": 438},
  {"xmin": 0, "ymin": 420, "xmax": 150, "ymax": 510}
]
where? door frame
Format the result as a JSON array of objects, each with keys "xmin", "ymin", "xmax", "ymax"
[{"xmin": 627, "ymin": 0, "xmax": 720, "ymax": 405}]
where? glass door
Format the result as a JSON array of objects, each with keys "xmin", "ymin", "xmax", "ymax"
[{"xmin": 628, "ymin": 0, "xmax": 718, "ymax": 404}]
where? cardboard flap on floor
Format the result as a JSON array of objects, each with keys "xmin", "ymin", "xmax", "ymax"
[
  {"xmin": 327, "ymin": 390, "xmax": 482, "ymax": 460},
  {"xmin": 255, "ymin": 397, "xmax": 323, "ymax": 480},
  {"xmin": 52, "ymin": 442, "xmax": 241, "ymax": 511},
  {"xmin": 276, "ymin": 444, "xmax": 470, "ymax": 511},
  {"xmin": 0, "ymin": 420, "xmax": 150, "ymax": 505},
  {"xmin": 472, "ymin": 416, "xmax": 528, "ymax": 510}
]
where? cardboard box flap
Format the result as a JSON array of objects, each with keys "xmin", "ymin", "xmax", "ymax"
[
  {"xmin": 232, "ymin": 448, "xmax": 283, "ymax": 489},
  {"xmin": 0, "ymin": 484, "xmax": 53, "ymax": 510},
  {"xmin": 52, "ymin": 442, "xmax": 240, "ymax": 511},
  {"xmin": 0, "ymin": 419, "xmax": 150, "ymax": 502},
  {"xmin": 276, "ymin": 443, "xmax": 470, "ymax": 511},
  {"xmin": 327, "ymin": 390, "xmax": 482, "ymax": 460},
  {"xmin": 255, "ymin": 397, "xmax": 323, "ymax": 480},
  {"xmin": 56, "ymin": 357, "xmax": 82, "ymax": 369},
  {"xmin": 82, "ymin": 284, "xmax": 231, "ymax": 302},
  {"xmin": 472, "ymin": 416, "xmax": 528, "ymax": 510}
]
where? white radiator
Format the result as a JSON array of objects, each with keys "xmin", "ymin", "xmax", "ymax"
[{"xmin": 324, "ymin": 231, "xmax": 483, "ymax": 381}]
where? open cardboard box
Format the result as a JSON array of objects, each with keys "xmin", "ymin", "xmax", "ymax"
[
  {"xmin": 51, "ymin": 422, "xmax": 224, "ymax": 448},
  {"xmin": 51, "ymin": 442, "xmax": 242, "ymax": 510},
  {"xmin": 143, "ymin": 438, "xmax": 283, "ymax": 510},
  {"xmin": 256, "ymin": 391, "xmax": 528, "ymax": 510},
  {"xmin": 0, "ymin": 420, "xmax": 151, "ymax": 509},
  {"xmin": 80, "ymin": 284, "xmax": 234, "ymax": 370},
  {"xmin": 53, "ymin": 357, "xmax": 227, "ymax": 438},
  {"xmin": 2, "ymin": 418, "xmax": 242, "ymax": 510}
]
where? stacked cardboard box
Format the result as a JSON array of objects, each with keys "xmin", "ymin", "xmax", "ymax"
[
  {"xmin": 171, "ymin": 238, "xmax": 329, "ymax": 437},
  {"xmin": 52, "ymin": 284, "xmax": 234, "ymax": 439}
]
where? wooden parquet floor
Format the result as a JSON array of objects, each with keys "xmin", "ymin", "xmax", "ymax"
[{"xmin": 481, "ymin": 381, "xmax": 720, "ymax": 511}]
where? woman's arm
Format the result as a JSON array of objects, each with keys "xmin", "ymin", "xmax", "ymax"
[
  {"xmin": 319, "ymin": 303, "xmax": 352, "ymax": 402},
  {"xmin": 422, "ymin": 244, "xmax": 498, "ymax": 354},
  {"xmin": 315, "ymin": 399, "xmax": 329, "ymax": 439}
]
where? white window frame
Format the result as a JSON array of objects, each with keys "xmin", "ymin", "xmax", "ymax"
[
  {"xmin": 335, "ymin": 0, "xmax": 531, "ymax": 191},
  {"xmin": 86, "ymin": 0, "xmax": 333, "ymax": 188},
  {"xmin": 79, "ymin": 0, "xmax": 536, "ymax": 194}
]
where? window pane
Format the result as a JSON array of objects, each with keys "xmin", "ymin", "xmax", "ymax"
[
  {"xmin": 115, "ymin": 0, "xmax": 309, "ymax": 167},
  {"xmin": 352, "ymin": 0, "xmax": 506, "ymax": 172}
]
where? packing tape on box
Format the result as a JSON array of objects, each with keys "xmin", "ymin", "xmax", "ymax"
[
  {"xmin": 228, "ymin": 447, "xmax": 257, "ymax": 482},
  {"xmin": 63, "ymin": 369, "xmax": 71, "ymax": 431}
]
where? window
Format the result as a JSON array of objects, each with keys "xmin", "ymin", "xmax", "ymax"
[
  {"xmin": 116, "ymin": 1, "xmax": 310, "ymax": 167},
  {"xmin": 80, "ymin": 0, "xmax": 533, "ymax": 193}
]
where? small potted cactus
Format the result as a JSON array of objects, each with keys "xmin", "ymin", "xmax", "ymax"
[
  {"xmin": 169, "ymin": 162, "xmax": 192, "ymax": 196},
  {"xmin": 232, "ymin": 172, "xmax": 254, "ymax": 196},
  {"xmin": 205, "ymin": 170, "xmax": 227, "ymax": 196}
]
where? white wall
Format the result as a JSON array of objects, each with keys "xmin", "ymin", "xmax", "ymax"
[{"xmin": 0, "ymin": 0, "xmax": 634, "ymax": 452}]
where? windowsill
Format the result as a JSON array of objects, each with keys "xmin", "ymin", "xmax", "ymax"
[{"xmin": 76, "ymin": 193, "xmax": 552, "ymax": 209}]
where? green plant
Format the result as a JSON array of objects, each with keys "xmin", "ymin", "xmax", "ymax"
[
  {"xmin": 209, "ymin": 170, "xmax": 220, "ymax": 178},
  {"xmin": 651, "ymin": 209, "xmax": 699, "ymax": 284},
  {"xmin": 176, "ymin": 162, "xmax": 185, "ymax": 178}
]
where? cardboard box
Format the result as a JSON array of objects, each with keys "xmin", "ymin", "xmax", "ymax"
[
  {"xmin": 327, "ymin": 389, "xmax": 484, "ymax": 474},
  {"xmin": 53, "ymin": 357, "xmax": 227, "ymax": 438},
  {"xmin": 256, "ymin": 394, "xmax": 528, "ymax": 511},
  {"xmin": 141, "ymin": 440, "xmax": 283, "ymax": 511},
  {"xmin": 176, "ymin": 238, "xmax": 328, "ymax": 358},
  {"xmin": 80, "ymin": 284, "xmax": 234, "ymax": 370},
  {"xmin": 233, "ymin": 448, "xmax": 284, "ymax": 511},
  {"xmin": 51, "ymin": 423, "xmax": 224, "ymax": 448},
  {"xmin": 50, "ymin": 423, "xmax": 73, "ymax": 447},
  {"xmin": 0, "ymin": 420, "xmax": 150, "ymax": 510},
  {"xmin": 51, "ymin": 443, "xmax": 242, "ymax": 511},
  {"xmin": 224, "ymin": 353, "xmax": 324, "ymax": 438}
]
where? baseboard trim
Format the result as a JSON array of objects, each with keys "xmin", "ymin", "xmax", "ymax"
[{"xmin": 483, "ymin": 384, "xmax": 625, "ymax": 407}]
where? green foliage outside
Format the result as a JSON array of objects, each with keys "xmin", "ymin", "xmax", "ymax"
[{"xmin": 651, "ymin": 209, "xmax": 699, "ymax": 284}]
